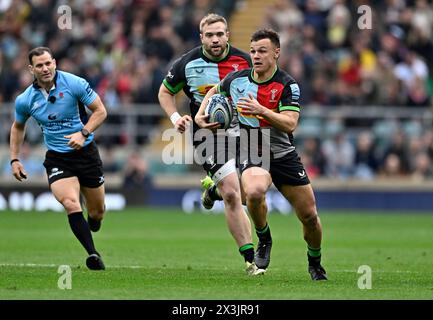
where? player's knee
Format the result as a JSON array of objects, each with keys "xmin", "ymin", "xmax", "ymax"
[
  {"xmin": 301, "ymin": 212, "xmax": 320, "ymax": 229},
  {"xmin": 221, "ymin": 188, "xmax": 241, "ymax": 206},
  {"xmin": 294, "ymin": 197, "xmax": 317, "ymax": 219},
  {"xmin": 245, "ymin": 186, "xmax": 266, "ymax": 204},
  {"xmin": 89, "ymin": 204, "xmax": 105, "ymax": 219},
  {"xmin": 60, "ymin": 197, "xmax": 80, "ymax": 212}
]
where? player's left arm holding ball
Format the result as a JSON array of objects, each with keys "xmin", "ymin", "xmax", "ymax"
[{"xmin": 194, "ymin": 85, "xmax": 221, "ymax": 130}]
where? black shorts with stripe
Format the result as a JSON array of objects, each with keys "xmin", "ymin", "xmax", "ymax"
[
  {"xmin": 240, "ymin": 148, "xmax": 310, "ymax": 189},
  {"xmin": 43, "ymin": 141, "xmax": 104, "ymax": 188}
]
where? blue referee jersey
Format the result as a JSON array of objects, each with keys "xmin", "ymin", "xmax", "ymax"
[{"xmin": 15, "ymin": 70, "xmax": 97, "ymax": 152}]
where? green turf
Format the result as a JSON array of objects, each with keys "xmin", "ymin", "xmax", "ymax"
[{"xmin": 0, "ymin": 208, "xmax": 432, "ymax": 299}]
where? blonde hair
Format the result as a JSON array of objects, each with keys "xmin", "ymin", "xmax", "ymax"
[{"xmin": 199, "ymin": 13, "xmax": 228, "ymax": 33}]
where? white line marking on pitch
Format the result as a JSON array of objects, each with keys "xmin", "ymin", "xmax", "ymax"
[
  {"xmin": 0, "ymin": 264, "xmax": 419, "ymax": 273},
  {"xmin": 0, "ymin": 263, "xmax": 145, "ymax": 269}
]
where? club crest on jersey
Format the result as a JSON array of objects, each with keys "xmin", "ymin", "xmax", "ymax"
[{"xmin": 270, "ymin": 89, "xmax": 279, "ymax": 103}]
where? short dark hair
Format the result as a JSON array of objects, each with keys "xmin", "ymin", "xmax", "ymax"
[
  {"xmin": 251, "ymin": 29, "xmax": 280, "ymax": 48},
  {"xmin": 28, "ymin": 47, "xmax": 53, "ymax": 65},
  {"xmin": 199, "ymin": 13, "xmax": 228, "ymax": 33}
]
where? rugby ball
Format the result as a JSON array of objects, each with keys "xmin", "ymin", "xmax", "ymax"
[{"xmin": 204, "ymin": 94, "xmax": 233, "ymax": 129}]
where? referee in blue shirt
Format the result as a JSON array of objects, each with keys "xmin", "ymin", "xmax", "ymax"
[{"xmin": 9, "ymin": 47, "xmax": 108, "ymax": 270}]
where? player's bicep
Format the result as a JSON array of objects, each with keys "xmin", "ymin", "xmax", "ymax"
[
  {"xmin": 159, "ymin": 82, "xmax": 175, "ymax": 97},
  {"xmin": 14, "ymin": 98, "xmax": 30, "ymax": 125},
  {"xmin": 86, "ymin": 94, "xmax": 106, "ymax": 114},
  {"xmin": 14, "ymin": 112, "xmax": 29, "ymax": 125},
  {"xmin": 279, "ymin": 82, "xmax": 301, "ymax": 113},
  {"xmin": 72, "ymin": 77, "xmax": 97, "ymax": 105}
]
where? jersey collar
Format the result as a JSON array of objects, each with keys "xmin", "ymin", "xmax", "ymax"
[{"xmin": 249, "ymin": 66, "xmax": 278, "ymax": 85}]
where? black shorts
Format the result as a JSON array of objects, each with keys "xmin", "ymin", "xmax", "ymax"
[
  {"xmin": 240, "ymin": 148, "xmax": 310, "ymax": 189},
  {"xmin": 269, "ymin": 151, "xmax": 310, "ymax": 190},
  {"xmin": 43, "ymin": 141, "xmax": 104, "ymax": 188}
]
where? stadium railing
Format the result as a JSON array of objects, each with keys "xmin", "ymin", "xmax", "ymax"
[
  {"xmin": 1, "ymin": 102, "xmax": 433, "ymax": 184},
  {"xmin": 2, "ymin": 102, "xmax": 433, "ymax": 144}
]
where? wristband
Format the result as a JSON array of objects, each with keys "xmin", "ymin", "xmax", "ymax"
[
  {"xmin": 10, "ymin": 159, "xmax": 19, "ymax": 166},
  {"xmin": 170, "ymin": 112, "xmax": 182, "ymax": 125}
]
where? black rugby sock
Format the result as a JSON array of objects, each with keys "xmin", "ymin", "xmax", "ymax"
[
  {"xmin": 208, "ymin": 185, "xmax": 223, "ymax": 201},
  {"xmin": 68, "ymin": 212, "xmax": 97, "ymax": 255},
  {"xmin": 87, "ymin": 215, "xmax": 101, "ymax": 232},
  {"xmin": 307, "ymin": 247, "xmax": 322, "ymax": 266},
  {"xmin": 256, "ymin": 223, "xmax": 272, "ymax": 241},
  {"xmin": 239, "ymin": 243, "xmax": 255, "ymax": 263}
]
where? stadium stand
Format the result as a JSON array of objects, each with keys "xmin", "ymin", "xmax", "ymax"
[{"xmin": 1, "ymin": 0, "xmax": 433, "ymax": 183}]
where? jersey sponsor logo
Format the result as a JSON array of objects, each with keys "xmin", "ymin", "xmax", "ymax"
[
  {"xmin": 290, "ymin": 83, "xmax": 300, "ymax": 101},
  {"xmin": 270, "ymin": 89, "xmax": 279, "ymax": 103},
  {"xmin": 237, "ymin": 105, "xmax": 274, "ymax": 119},
  {"xmin": 195, "ymin": 68, "xmax": 204, "ymax": 74},
  {"xmin": 44, "ymin": 117, "xmax": 74, "ymax": 133},
  {"xmin": 197, "ymin": 84, "xmax": 216, "ymax": 96},
  {"xmin": 48, "ymin": 113, "xmax": 58, "ymax": 120},
  {"xmin": 99, "ymin": 176, "xmax": 105, "ymax": 184},
  {"xmin": 236, "ymin": 88, "xmax": 245, "ymax": 94},
  {"xmin": 167, "ymin": 71, "xmax": 174, "ymax": 79},
  {"xmin": 232, "ymin": 64, "xmax": 239, "ymax": 71}
]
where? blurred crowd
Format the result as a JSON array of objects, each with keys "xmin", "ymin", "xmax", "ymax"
[
  {"xmin": 0, "ymin": 0, "xmax": 235, "ymax": 104},
  {"xmin": 265, "ymin": 0, "xmax": 433, "ymax": 108},
  {"xmin": 0, "ymin": 0, "xmax": 234, "ymax": 145},
  {"xmin": 297, "ymin": 129, "xmax": 433, "ymax": 181},
  {"xmin": 262, "ymin": 0, "xmax": 433, "ymax": 180},
  {"xmin": 1, "ymin": 0, "xmax": 433, "ymax": 180}
]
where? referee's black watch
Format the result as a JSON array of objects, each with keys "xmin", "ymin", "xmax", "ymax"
[{"xmin": 80, "ymin": 128, "xmax": 90, "ymax": 138}]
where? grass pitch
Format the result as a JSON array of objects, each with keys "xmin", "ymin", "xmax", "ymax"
[{"xmin": 0, "ymin": 208, "xmax": 432, "ymax": 300}]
